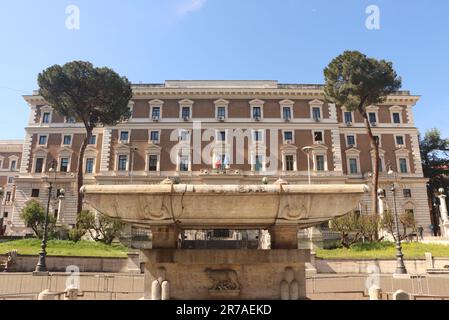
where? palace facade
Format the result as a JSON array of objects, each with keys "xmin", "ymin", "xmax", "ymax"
[{"xmin": 1, "ymin": 80, "xmax": 431, "ymax": 238}]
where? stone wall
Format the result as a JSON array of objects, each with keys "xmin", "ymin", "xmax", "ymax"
[
  {"xmin": 313, "ymin": 257, "xmax": 449, "ymax": 274},
  {"xmin": 1, "ymin": 253, "xmax": 141, "ymax": 273}
]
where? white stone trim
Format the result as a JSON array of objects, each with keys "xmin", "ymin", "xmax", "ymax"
[
  {"xmin": 309, "ymin": 99, "xmax": 324, "ymax": 121},
  {"xmin": 179, "ymin": 99, "xmax": 194, "ymax": 121},
  {"xmin": 100, "ymin": 128, "xmax": 113, "ymax": 173},
  {"xmin": 149, "ymin": 99, "xmax": 164, "ymax": 121},
  {"xmin": 344, "ymin": 133, "xmax": 357, "ymax": 148},
  {"xmin": 410, "ymin": 133, "xmax": 423, "ymax": 176},
  {"xmin": 389, "ymin": 105, "xmax": 403, "ymax": 125},
  {"xmin": 250, "ymin": 99, "xmax": 265, "ymax": 121},
  {"xmin": 37, "ymin": 134, "xmax": 49, "ymax": 148},
  {"xmin": 282, "ymin": 129, "xmax": 295, "ymax": 144},
  {"xmin": 61, "ymin": 133, "xmax": 73, "ymax": 147},
  {"xmin": 214, "ymin": 99, "xmax": 229, "ymax": 121},
  {"xmin": 20, "ymin": 133, "xmax": 33, "ymax": 174},
  {"xmin": 345, "ymin": 148, "xmax": 361, "ymax": 175}
]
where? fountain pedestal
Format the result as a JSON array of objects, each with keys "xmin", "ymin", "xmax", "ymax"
[{"xmin": 142, "ymin": 249, "xmax": 309, "ymax": 300}]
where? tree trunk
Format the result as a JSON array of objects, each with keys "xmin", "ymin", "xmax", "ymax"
[
  {"xmin": 359, "ymin": 107, "xmax": 380, "ymax": 241},
  {"xmin": 76, "ymin": 128, "xmax": 92, "ymax": 214}
]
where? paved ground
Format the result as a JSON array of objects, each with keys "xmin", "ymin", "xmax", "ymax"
[{"xmin": 1, "ymin": 272, "xmax": 449, "ymax": 300}]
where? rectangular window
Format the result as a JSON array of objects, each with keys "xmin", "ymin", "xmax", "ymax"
[
  {"xmin": 312, "ymin": 107, "xmax": 321, "ymax": 120},
  {"xmin": 373, "ymin": 136, "xmax": 380, "ymax": 146},
  {"xmin": 285, "ymin": 155, "xmax": 294, "ymax": 171},
  {"xmin": 347, "ymin": 135, "xmax": 355, "ymax": 146},
  {"xmin": 10, "ymin": 160, "xmax": 16, "ymax": 171},
  {"xmin": 255, "ymin": 155, "xmax": 263, "ymax": 172},
  {"xmin": 3, "ymin": 212, "xmax": 8, "ymax": 218},
  {"xmin": 179, "ymin": 155, "xmax": 189, "ymax": 172},
  {"xmin": 369, "ymin": 112, "xmax": 377, "ymax": 124},
  {"xmin": 403, "ymin": 189, "xmax": 412, "ymax": 198},
  {"xmin": 316, "ymin": 155, "xmax": 325, "ymax": 171},
  {"xmin": 396, "ymin": 136, "xmax": 405, "ymax": 146},
  {"xmin": 344, "ymin": 112, "xmax": 353, "ymax": 123},
  {"xmin": 63, "ymin": 135, "xmax": 72, "ymax": 145},
  {"xmin": 148, "ymin": 155, "xmax": 158, "ymax": 172},
  {"xmin": 66, "ymin": 116, "xmax": 76, "ymax": 123},
  {"xmin": 118, "ymin": 155, "xmax": 128, "ymax": 171},
  {"xmin": 378, "ymin": 159, "xmax": 384, "ymax": 173},
  {"xmin": 35, "ymin": 158, "xmax": 44, "ymax": 173},
  {"xmin": 7, "ymin": 177, "xmax": 13, "ymax": 184},
  {"xmin": 349, "ymin": 158, "xmax": 358, "ymax": 174},
  {"xmin": 120, "ymin": 131, "xmax": 129, "ymax": 143},
  {"xmin": 182, "ymin": 107, "xmax": 190, "ymax": 119},
  {"xmin": 393, "ymin": 113, "xmax": 401, "ymax": 124},
  {"xmin": 284, "ymin": 131, "xmax": 293, "ymax": 142},
  {"xmin": 5, "ymin": 192, "xmax": 11, "ymax": 202},
  {"xmin": 180, "ymin": 130, "xmax": 190, "ymax": 142},
  {"xmin": 150, "ymin": 131, "xmax": 160, "ymax": 143},
  {"xmin": 42, "ymin": 112, "xmax": 50, "ymax": 124},
  {"xmin": 152, "ymin": 107, "xmax": 161, "ymax": 118},
  {"xmin": 88, "ymin": 135, "xmax": 97, "ymax": 145},
  {"xmin": 254, "ymin": 131, "xmax": 263, "ymax": 142},
  {"xmin": 253, "ymin": 107, "xmax": 261, "ymax": 119},
  {"xmin": 217, "ymin": 131, "xmax": 226, "ymax": 142},
  {"xmin": 399, "ymin": 158, "xmax": 408, "ymax": 173},
  {"xmin": 217, "ymin": 107, "xmax": 226, "ymax": 118},
  {"xmin": 60, "ymin": 158, "xmax": 69, "ymax": 172},
  {"xmin": 314, "ymin": 131, "xmax": 323, "ymax": 143},
  {"xmin": 283, "ymin": 107, "xmax": 292, "ymax": 120},
  {"xmin": 85, "ymin": 158, "xmax": 94, "ymax": 174},
  {"xmin": 31, "ymin": 189, "xmax": 40, "ymax": 198},
  {"xmin": 38, "ymin": 135, "xmax": 47, "ymax": 145}
]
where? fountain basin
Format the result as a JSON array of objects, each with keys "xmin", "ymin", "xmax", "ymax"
[{"xmin": 81, "ymin": 184, "xmax": 369, "ymax": 229}]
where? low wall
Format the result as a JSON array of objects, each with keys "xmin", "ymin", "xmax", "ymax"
[
  {"xmin": 313, "ymin": 257, "xmax": 449, "ymax": 274},
  {"xmin": 1, "ymin": 253, "xmax": 142, "ymax": 274}
]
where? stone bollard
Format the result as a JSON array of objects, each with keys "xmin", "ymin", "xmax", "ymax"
[
  {"xmin": 38, "ymin": 289, "xmax": 60, "ymax": 300},
  {"xmin": 151, "ymin": 280, "xmax": 162, "ymax": 300},
  {"xmin": 280, "ymin": 280, "xmax": 290, "ymax": 300},
  {"xmin": 369, "ymin": 285, "xmax": 382, "ymax": 300},
  {"xmin": 161, "ymin": 281, "xmax": 170, "ymax": 300},
  {"xmin": 393, "ymin": 290, "xmax": 410, "ymax": 300}
]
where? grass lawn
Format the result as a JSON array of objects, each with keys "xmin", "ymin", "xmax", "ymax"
[
  {"xmin": 316, "ymin": 242, "xmax": 449, "ymax": 260},
  {"xmin": 0, "ymin": 239, "xmax": 128, "ymax": 258}
]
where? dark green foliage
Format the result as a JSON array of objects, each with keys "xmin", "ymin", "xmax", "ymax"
[
  {"xmin": 324, "ymin": 51, "xmax": 402, "ymax": 221},
  {"xmin": 20, "ymin": 200, "xmax": 56, "ymax": 238},
  {"xmin": 72, "ymin": 210, "xmax": 124, "ymax": 245},
  {"xmin": 324, "ymin": 51, "xmax": 402, "ymax": 111},
  {"xmin": 329, "ymin": 211, "xmax": 381, "ymax": 248},
  {"xmin": 37, "ymin": 61, "xmax": 132, "ymax": 213}
]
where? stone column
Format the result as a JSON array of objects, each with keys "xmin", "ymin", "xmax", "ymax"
[
  {"xmin": 438, "ymin": 194, "xmax": 449, "ymax": 237},
  {"xmin": 269, "ymin": 226, "xmax": 298, "ymax": 249},
  {"xmin": 439, "ymin": 194, "xmax": 449, "ymax": 223}
]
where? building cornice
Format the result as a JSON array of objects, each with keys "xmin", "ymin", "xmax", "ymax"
[{"xmin": 23, "ymin": 83, "xmax": 421, "ymax": 106}]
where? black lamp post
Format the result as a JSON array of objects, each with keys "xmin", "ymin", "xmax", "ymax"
[
  {"xmin": 33, "ymin": 161, "xmax": 57, "ymax": 275},
  {"xmin": 388, "ymin": 166, "xmax": 408, "ymax": 275}
]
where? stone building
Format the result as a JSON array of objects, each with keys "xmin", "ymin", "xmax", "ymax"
[
  {"xmin": 0, "ymin": 140, "xmax": 22, "ymax": 234},
  {"xmin": 4, "ymin": 80, "xmax": 430, "ymax": 239}
]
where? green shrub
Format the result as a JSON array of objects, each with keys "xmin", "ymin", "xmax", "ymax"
[{"xmin": 20, "ymin": 200, "xmax": 56, "ymax": 238}]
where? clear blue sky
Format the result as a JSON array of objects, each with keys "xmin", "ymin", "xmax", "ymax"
[{"xmin": 0, "ymin": 0, "xmax": 448, "ymax": 139}]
